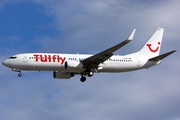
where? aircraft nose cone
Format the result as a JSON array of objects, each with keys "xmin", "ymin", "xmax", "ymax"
[{"xmin": 2, "ymin": 60, "xmax": 9, "ymax": 66}]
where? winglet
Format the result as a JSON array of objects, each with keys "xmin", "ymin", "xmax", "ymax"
[{"xmin": 127, "ymin": 29, "xmax": 136, "ymax": 40}]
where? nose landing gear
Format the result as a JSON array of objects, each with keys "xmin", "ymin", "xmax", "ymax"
[
  {"xmin": 18, "ymin": 72, "xmax": 22, "ymax": 77},
  {"xmin": 12, "ymin": 69, "xmax": 22, "ymax": 77}
]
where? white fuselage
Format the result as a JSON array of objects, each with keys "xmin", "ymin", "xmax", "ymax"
[{"xmin": 3, "ymin": 53, "xmax": 157, "ymax": 73}]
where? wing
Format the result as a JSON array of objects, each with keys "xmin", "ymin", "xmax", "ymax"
[{"xmin": 82, "ymin": 29, "xmax": 136, "ymax": 70}]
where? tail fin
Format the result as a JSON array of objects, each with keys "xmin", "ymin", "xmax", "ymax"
[{"xmin": 138, "ymin": 28, "xmax": 164, "ymax": 58}]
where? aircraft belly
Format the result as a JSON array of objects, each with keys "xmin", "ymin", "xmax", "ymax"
[
  {"xmin": 22, "ymin": 62, "xmax": 83, "ymax": 72},
  {"xmin": 27, "ymin": 62, "xmax": 65, "ymax": 71},
  {"xmin": 99, "ymin": 62, "xmax": 140, "ymax": 72}
]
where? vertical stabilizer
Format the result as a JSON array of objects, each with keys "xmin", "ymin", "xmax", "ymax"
[{"xmin": 138, "ymin": 28, "xmax": 164, "ymax": 58}]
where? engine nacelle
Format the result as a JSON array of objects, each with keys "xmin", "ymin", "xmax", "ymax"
[
  {"xmin": 53, "ymin": 71, "xmax": 74, "ymax": 79},
  {"xmin": 65, "ymin": 61, "xmax": 84, "ymax": 70}
]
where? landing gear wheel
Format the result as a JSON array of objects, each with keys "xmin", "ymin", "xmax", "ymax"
[
  {"xmin": 80, "ymin": 76, "xmax": 86, "ymax": 82},
  {"xmin": 18, "ymin": 72, "xmax": 22, "ymax": 77},
  {"xmin": 88, "ymin": 72, "xmax": 94, "ymax": 77}
]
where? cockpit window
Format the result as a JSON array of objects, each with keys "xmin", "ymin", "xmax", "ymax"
[{"xmin": 9, "ymin": 56, "xmax": 17, "ymax": 59}]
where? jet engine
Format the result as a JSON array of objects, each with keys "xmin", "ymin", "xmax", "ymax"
[
  {"xmin": 53, "ymin": 71, "xmax": 74, "ymax": 79},
  {"xmin": 65, "ymin": 61, "xmax": 84, "ymax": 70}
]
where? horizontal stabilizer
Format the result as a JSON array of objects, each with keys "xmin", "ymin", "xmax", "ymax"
[{"xmin": 149, "ymin": 50, "xmax": 176, "ymax": 61}]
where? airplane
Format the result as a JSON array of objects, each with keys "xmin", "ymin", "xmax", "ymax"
[{"xmin": 2, "ymin": 28, "xmax": 176, "ymax": 82}]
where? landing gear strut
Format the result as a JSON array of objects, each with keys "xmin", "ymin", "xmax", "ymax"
[
  {"xmin": 18, "ymin": 72, "xmax": 22, "ymax": 77},
  {"xmin": 80, "ymin": 76, "xmax": 86, "ymax": 82}
]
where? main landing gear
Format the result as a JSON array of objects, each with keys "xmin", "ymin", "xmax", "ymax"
[
  {"xmin": 80, "ymin": 76, "xmax": 86, "ymax": 82},
  {"xmin": 80, "ymin": 72, "xmax": 94, "ymax": 82}
]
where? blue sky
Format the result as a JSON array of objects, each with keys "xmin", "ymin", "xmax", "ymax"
[
  {"xmin": 0, "ymin": 2, "xmax": 58, "ymax": 54},
  {"xmin": 0, "ymin": 0, "xmax": 180, "ymax": 120}
]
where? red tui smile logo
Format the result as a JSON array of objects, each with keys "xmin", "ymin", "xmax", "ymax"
[{"xmin": 146, "ymin": 42, "xmax": 161, "ymax": 53}]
